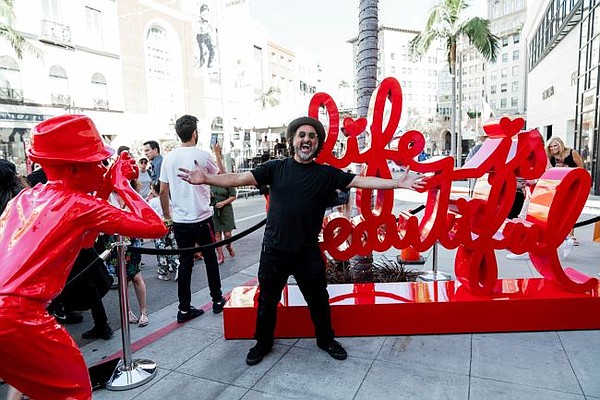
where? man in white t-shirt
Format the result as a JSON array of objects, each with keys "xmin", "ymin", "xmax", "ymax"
[{"xmin": 159, "ymin": 114, "xmax": 225, "ymax": 322}]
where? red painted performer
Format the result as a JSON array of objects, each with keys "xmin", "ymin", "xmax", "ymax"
[{"xmin": 0, "ymin": 115, "xmax": 167, "ymax": 400}]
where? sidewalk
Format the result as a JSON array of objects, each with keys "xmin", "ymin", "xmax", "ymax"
[
  {"xmin": 82, "ymin": 194, "xmax": 600, "ymax": 400},
  {"xmin": 2, "ymin": 193, "xmax": 599, "ymax": 399}
]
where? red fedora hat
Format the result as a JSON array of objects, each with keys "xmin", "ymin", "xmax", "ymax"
[{"xmin": 28, "ymin": 114, "xmax": 114, "ymax": 164}]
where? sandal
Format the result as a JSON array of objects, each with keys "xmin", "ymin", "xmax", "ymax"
[
  {"xmin": 226, "ymin": 244, "xmax": 235, "ymax": 257},
  {"xmin": 138, "ymin": 312, "xmax": 149, "ymax": 327},
  {"xmin": 128, "ymin": 310, "xmax": 138, "ymax": 324}
]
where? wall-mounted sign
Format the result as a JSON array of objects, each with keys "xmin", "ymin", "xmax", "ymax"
[
  {"xmin": 542, "ymin": 86, "xmax": 554, "ymax": 100},
  {"xmin": 582, "ymin": 89, "xmax": 596, "ymax": 113},
  {"xmin": 0, "ymin": 112, "xmax": 48, "ymax": 122}
]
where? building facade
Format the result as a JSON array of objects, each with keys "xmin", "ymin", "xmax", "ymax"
[
  {"xmin": 523, "ymin": 0, "xmax": 600, "ymax": 193},
  {"xmin": 487, "ymin": 0, "xmax": 527, "ymax": 117},
  {"xmin": 0, "ymin": 0, "xmax": 122, "ymax": 173},
  {"xmin": 1, "ymin": 0, "xmax": 325, "ymax": 173}
]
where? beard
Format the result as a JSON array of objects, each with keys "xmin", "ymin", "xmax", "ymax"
[{"xmin": 294, "ymin": 141, "xmax": 316, "ymax": 162}]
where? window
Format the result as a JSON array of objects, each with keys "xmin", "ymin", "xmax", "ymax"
[
  {"xmin": 513, "ymin": 50, "xmax": 519, "ymax": 60},
  {"xmin": 85, "ymin": 7, "xmax": 102, "ymax": 47},
  {"xmin": 501, "ymin": 83, "xmax": 507, "ymax": 93},
  {"xmin": 511, "ymin": 97, "xmax": 518, "ymax": 107},
  {"xmin": 512, "ymin": 81, "xmax": 519, "ymax": 92},
  {"xmin": 91, "ymin": 72, "xmax": 108, "ymax": 109},
  {"xmin": 512, "ymin": 66, "xmax": 519, "ymax": 76},
  {"xmin": 49, "ymin": 64, "xmax": 70, "ymax": 106},
  {"xmin": 501, "ymin": 68, "xmax": 508, "ymax": 78},
  {"xmin": 502, "ymin": 37, "xmax": 509, "ymax": 47},
  {"xmin": 502, "ymin": 53, "xmax": 508, "ymax": 62},
  {"xmin": 513, "ymin": 33, "xmax": 520, "ymax": 44},
  {"xmin": 145, "ymin": 25, "xmax": 175, "ymax": 113},
  {"xmin": 501, "ymin": 98, "xmax": 507, "ymax": 108},
  {"xmin": 42, "ymin": 0, "xmax": 61, "ymax": 20},
  {"xmin": 491, "ymin": 85, "xmax": 497, "ymax": 94},
  {"xmin": 0, "ymin": 56, "xmax": 22, "ymax": 102},
  {"xmin": 391, "ymin": 52, "xmax": 395, "ymax": 60}
]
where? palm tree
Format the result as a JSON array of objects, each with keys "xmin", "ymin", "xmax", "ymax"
[
  {"xmin": 409, "ymin": 0, "xmax": 498, "ymax": 166},
  {"xmin": 256, "ymin": 86, "xmax": 280, "ymax": 109},
  {"xmin": 0, "ymin": 0, "xmax": 40, "ymax": 59},
  {"xmin": 356, "ymin": 0, "xmax": 378, "ymax": 136}
]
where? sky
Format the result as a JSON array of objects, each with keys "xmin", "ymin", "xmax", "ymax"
[{"xmin": 249, "ymin": 0, "xmax": 487, "ymax": 91}]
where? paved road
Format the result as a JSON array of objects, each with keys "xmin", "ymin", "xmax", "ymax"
[{"xmin": 66, "ymin": 195, "xmax": 267, "ymax": 347}]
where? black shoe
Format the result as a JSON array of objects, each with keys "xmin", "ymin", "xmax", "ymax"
[
  {"xmin": 82, "ymin": 324, "xmax": 113, "ymax": 340},
  {"xmin": 177, "ymin": 306, "xmax": 204, "ymax": 323},
  {"xmin": 317, "ymin": 340, "xmax": 347, "ymax": 360},
  {"xmin": 245, "ymin": 343, "xmax": 272, "ymax": 366},
  {"xmin": 52, "ymin": 310, "xmax": 84, "ymax": 325},
  {"xmin": 212, "ymin": 297, "xmax": 226, "ymax": 314}
]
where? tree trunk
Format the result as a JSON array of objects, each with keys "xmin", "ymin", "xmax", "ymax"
[
  {"xmin": 450, "ymin": 40, "xmax": 457, "ymax": 166},
  {"xmin": 357, "ymin": 0, "xmax": 378, "ymax": 122}
]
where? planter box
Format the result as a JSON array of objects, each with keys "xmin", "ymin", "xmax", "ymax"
[{"xmin": 223, "ymin": 279, "xmax": 600, "ymax": 339}]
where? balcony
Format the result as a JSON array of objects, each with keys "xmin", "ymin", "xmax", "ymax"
[
  {"xmin": 93, "ymin": 98, "xmax": 109, "ymax": 110},
  {"xmin": 39, "ymin": 20, "xmax": 74, "ymax": 50},
  {"xmin": 51, "ymin": 93, "xmax": 71, "ymax": 107},
  {"xmin": 0, "ymin": 87, "xmax": 24, "ymax": 104}
]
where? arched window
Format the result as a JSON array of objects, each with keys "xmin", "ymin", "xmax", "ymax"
[
  {"xmin": 49, "ymin": 64, "xmax": 70, "ymax": 106},
  {"xmin": 91, "ymin": 72, "xmax": 108, "ymax": 109},
  {"xmin": 0, "ymin": 56, "xmax": 23, "ymax": 102},
  {"xmin": 145, "ymin": 25, "xmax": 174, "ymax": 114}
]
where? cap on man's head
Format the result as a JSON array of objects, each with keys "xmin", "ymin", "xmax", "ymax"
[
  {"xmin": 28, "ymin": 114, "xmax": 114, "ymax": 165},
  {"xmin": 117, "ymin": 145, "xmax": 130, "ymax": 155},
  {"xmin": 286, "ymin": 116, "xmax": 326, "ymax": 143}
]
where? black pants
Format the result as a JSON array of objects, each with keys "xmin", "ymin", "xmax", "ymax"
[
  {"xmin": 508, "ymin": 189, "xmax": 526, "ymax": 219},
  {"xmin": 173, "ymin": 218, "xmax": 222, "ymax": 311},
  {"xmin": 254, "ymin": 245, "xmax": 334, "ymax": 347}
]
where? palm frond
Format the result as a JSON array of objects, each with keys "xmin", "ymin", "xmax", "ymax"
[{"xmin": 461, "ymin": 17, "xmax": 499, "ymax": 62}]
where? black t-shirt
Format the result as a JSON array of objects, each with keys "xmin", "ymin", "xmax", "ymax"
[{"xmin": 252, "ymin": 158, "xmax": 355, "ymax": 251}]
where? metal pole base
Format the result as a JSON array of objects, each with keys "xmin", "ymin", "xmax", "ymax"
[
  {"xmin": 105, "ymin": 358, "xmax": 157, "ymax": 391},
  {"xmin": 419, "ymin": 271, "xmax": 452, "ymax": 282}
]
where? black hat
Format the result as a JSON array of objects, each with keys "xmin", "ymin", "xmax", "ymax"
[
  {"xmin": 0, "ymin": 159, "xmax": 17, "ymax": 187},
  {"xmin": 286, "ymin": 117, "xmax": 325, "ymax": 142},
  {"xmin": 286, "ymin": 116, "xmax": 326, "ymax": 159}
]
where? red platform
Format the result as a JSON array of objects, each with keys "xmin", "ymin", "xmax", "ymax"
[{"xmin": 223, "ymin": 279, "xmax": 600, "ymax": 339}]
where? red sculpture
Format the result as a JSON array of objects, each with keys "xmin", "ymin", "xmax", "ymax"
[
  {"xmin": 223, "ymin": 77, "xmax": 599, "ymax": 340},
  {"xmin": 312, "ymin": 77, "xmax": 596, "ymax": 295},
  {"xmin": 0, "ymin": 115, "xmax": 167, "ymax": 400}
]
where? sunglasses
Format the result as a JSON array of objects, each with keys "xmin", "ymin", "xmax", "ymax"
[
  {"xmin": 297, "ymin": 131, "xmax": 317, "ymax": 139},
  {"xmin": 139, "ymin": 160, "xmax": 148, "ymax": 164}
]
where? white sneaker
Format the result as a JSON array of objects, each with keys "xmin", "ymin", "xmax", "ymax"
[
  {"xmin": 507, "ymin": 252, "xmax": 529, "ymax": 260},
  {"xmin": 157, "ymin": 273, "xmax": 170, "ymax": 281}
]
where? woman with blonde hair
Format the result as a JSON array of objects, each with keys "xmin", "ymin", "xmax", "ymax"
[
  {"xmin": 546, "ymin": 136, "xmax": 584, "ymax": 245},
  {"xmin": 546, "ymin": 136, "xmax": 583, "ymax": 169}
]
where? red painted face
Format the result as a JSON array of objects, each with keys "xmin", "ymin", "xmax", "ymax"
[{"xmin": 71, "ymin": 161, "xmax": 107, "ymax": 193}]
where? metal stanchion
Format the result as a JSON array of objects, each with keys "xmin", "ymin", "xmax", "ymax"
[
  {"xmin": 105, "ymin": 236, "xmax": 157, "ymax": 391},
  {"xmin": 419, "ymin": 242, "xmax": 451, "ymax": 281}
]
